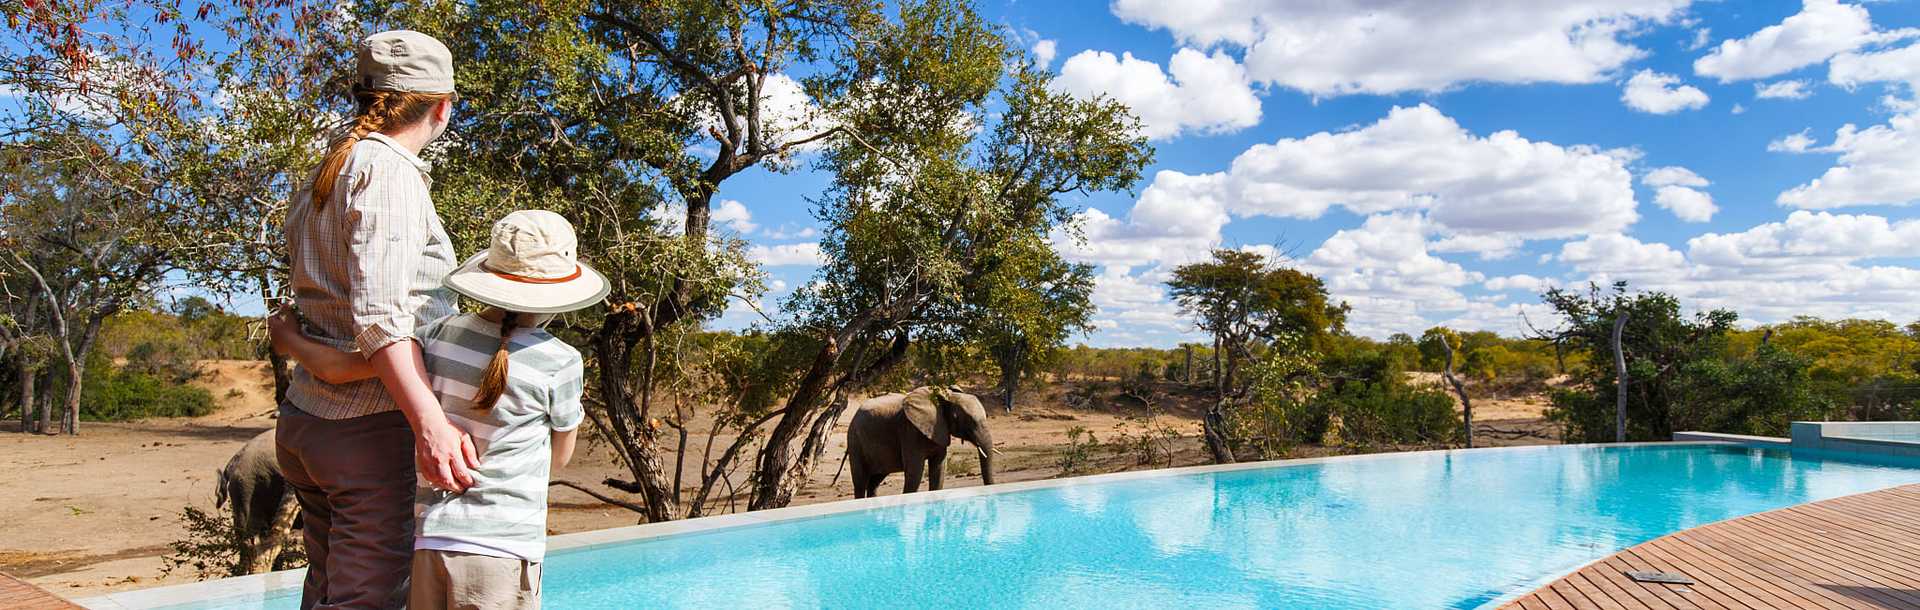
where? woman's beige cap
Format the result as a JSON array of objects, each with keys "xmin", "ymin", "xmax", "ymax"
[
  {"xmin": 356, "ymin": 30, "xmax": 455, "ymax": 94},
  {"xmin": 444, "ymin": 211, "xmax": 609, "ymax": 314}
]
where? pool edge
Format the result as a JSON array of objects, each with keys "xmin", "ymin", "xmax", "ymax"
[{"xmin": 79, "ymin": 440, "xmax": 1741, "ymax": 610}]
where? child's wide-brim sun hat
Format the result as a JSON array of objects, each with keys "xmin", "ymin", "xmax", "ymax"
[{"xmin": 444, "ymin": 210, "xmax": 609, "ymax": 314}]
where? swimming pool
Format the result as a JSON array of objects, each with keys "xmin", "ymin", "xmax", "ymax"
[{"xmin": 109, "ymin": 443, "xmax": 1920, "ymax": 609}]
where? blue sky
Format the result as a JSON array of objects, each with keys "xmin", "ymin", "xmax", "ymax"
[{"xmin": 701, "ymin": 0, "xmax": 1920, "ymax": 347}]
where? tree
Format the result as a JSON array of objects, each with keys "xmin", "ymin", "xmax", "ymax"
[
  {"xmin": 1533, "ymin": 282, "xmax": 1741, "ymax": 442},
  {"xmin": 744, "ymin": 2, "xmax": 1153, "ymax": 509},
  {"xmin": 0, "ymin": 130, "xmax": 190, "ymax": 435},
  {"xmin": 972, "ymin": 256, "xmax": 1096, "ymax": 413},
  {"xmin": 1, "ymin": 0, "xmax": 334, "ymax": 432},
  {"xmin": 1166, "ymin": 249, "xmax": 1345, "ymax": 462}
]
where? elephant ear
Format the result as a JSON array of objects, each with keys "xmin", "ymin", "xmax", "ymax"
[
  {"xmin": 902, "ymin": 387, "xmax": 947, "ymax": 446},
  {"xmin": 945, "ymin": 389, "xmax": 989, "ymax": 426}
]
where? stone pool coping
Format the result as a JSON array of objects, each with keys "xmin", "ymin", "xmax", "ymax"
[{"xmin": 79, "ymin": 440, "xmax": 1751, "ymax": 610}]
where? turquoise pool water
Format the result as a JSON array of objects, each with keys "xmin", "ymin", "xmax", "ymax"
[{"xmin": 159, "ymin": 444, "xmax": 1920, "ymax": 609}]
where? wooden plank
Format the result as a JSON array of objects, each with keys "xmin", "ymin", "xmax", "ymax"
[
  {"xmin": 1631, "ymin": 533, "xmax": 1799, "ymax": 610},
  {"xmin": 0, "ymin": 572, "xmax": 82, "ymax": 610},
  {"xmin": 1502, "ymin": 484, "xmax": 1920, "ymax": 610}
]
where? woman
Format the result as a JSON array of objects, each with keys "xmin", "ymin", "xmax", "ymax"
[{"xmin": 278, "ymin": 30, "xmax": 477, "ymax": 609}]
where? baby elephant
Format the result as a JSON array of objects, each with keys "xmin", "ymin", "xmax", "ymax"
[
  {"xmin": 215, "ymin": 429, "xmax": 298, "ymax": 574},
  {"xmin": 847, "ymin": 386, "xmax": 995, "ymax": 498}
]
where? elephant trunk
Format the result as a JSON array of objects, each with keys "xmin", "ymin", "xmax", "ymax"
[{"xmin": 973, "ymin": 429, "xmax": 995, "ymax": 486}]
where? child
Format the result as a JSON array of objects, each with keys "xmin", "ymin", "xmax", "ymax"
[{"xmin": 271, "ymin": 210, "xmax": 608, "ymax": 610}]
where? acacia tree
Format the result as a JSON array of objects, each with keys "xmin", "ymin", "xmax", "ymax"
[
  {"xmin": 744, "ymin": 1, "xmax": 1153, "ymax": 510},
  {"xmin": 1167, "ymin": 249, "xmax": 1345, "ymax": 462}
]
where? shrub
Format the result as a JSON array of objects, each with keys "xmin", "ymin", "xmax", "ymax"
[
  {"xmin": 1325, "ymin": 381, "xmax": 1460, "ymax": 446},
  {"xmin": 162, "ymin": 506, "xmax": 306, "ymax": 580},
  {"xmin": 81, "ymin": 353, "xmax": 214, "ymax": 421},
  {"xmin": 1057, "ymin": 426, "xmax": 1098, "ymax": 475}
]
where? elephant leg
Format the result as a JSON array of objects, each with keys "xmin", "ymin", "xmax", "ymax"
[
  {"xmin": 849, "ymin": 458, "xmax": 869, "ymax": 499},
  {"xmin": 902, "ymin": 458, "xmax": 924, "ymax": 494},
  {"xmin": 865, "ymin": 475, "xmax": 886, "ymax": 497},
  {"xmin": 927, "ymin": 454, "xmax": 945, "ymax": 491}
]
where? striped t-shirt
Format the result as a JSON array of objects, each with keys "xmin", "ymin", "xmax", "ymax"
[{"xmin": 413, "ymin": 312, "xmax": 584, "ymax": 562}]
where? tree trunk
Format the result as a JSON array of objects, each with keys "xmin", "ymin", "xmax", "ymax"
[
  {"xmin": 1000, "ymin": 361, "xmax": 1019, "ymax": 414},
  {"xmin": 1211, "ymin": 336, "xmax": 1223, "ymax": 398},
  {"xmin": 1553, "ymin": 340, "xmax": 1566, "ymax": 376},
  {"xmin": 60, "ymin": 355, "xmax": 80, "ymax": 435},
  {"xmin": 748, "ymin": 321, "xmax": 909, "ymax": 511},
  {"xmin": 749, "ymin": 324, "xmax": 856, "ymax": 511},
  {"xmin": 1612, "ymin": 312, "xmax": 1630, "ymax": 443},
  {"xmin": 36, "ymin": 370, "xmax": 53, "ymax": 435},
  {"xmin": 1203, "ymin": 398, "xmax": 1234, "ymax": 464},
  {"xmin": 590, "ymin": 315, "xmax": 677, "ymax": 523},
  {"xmin": 17, "ymin": 363, "xmax": 36, "ymax": 434},
  {"xmin": 1441, "ymin": 337, "xmax": 1472, "ymax": 449},
  {"xmin": 782, "ymin": 392, "xmax": 852, "ymax": 503},
  {"xmin": 257, "ymin": 273, "xmax": 292, "ymax": 407},
  {"xmin": 1184, "ymin": 344, "xmax": 1193, "ymax": 385}
]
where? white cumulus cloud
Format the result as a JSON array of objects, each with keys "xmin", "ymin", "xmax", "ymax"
[
  {"xmin": 1300, "ymin": 213, "xmax": 1482, "ymax": 337},
  {"xmin": 1032, "ymin": 39, "xmax": 1058, "ymax": 68},
  {"xmin": 711, "ymin": 199, "xmax": 758, "ymax": 234},
  {"xmin": 1642, "ymin": 166, "xmax": 1717, "ymax": 222},
  {"xmin": 1058, "ymin": 104, "xmax": 1640, "ymax": 271},
  {"xmin": 1755, "ymin": 79, "xmax": 1814, "ymax": 99},
  {"xmin": 1830, "ymin": 40, "xmax": 1920, "ymax": 91},
  {"xmin": 1694, "ymin": 0, "xmax": 1882, "ymax": 82},
  {"xmin": 1776, "ymin": 111, "xmax": 1920, "ymax": 208},
  {"xmin": 747, "ymin": 243, "xmax": 823, "ymax": 267},
  {"xmin": 1053, "ymin": 48, "xmax": 1262, "ymax": 139},
  {"xmin": 1622, "ymin": 70, "xmax": 1710, "ymax": 114},
  {"xmin": 1111, "ymin": 0, "xmax": 1691, "ymax": 96}
]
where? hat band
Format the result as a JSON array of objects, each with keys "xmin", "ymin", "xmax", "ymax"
[{"xmin": 482, "ymin": 261, "xmax": 583, "ymax": 284}]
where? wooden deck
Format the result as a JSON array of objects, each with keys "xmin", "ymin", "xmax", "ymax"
[
  {"xmin": 1502, "ymin": 483, "xmax": 1920, "ymax": 610},
  {"xmin": 0, "ymin": 571, "xmax": 81, "ymax": 609}
]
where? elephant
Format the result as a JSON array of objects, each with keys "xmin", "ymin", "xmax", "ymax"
[
  {"xmin": 215, "ymin": 429, "xmax": 299, "ymax": 574},
  {"xmin": 847, "ymin": 386, "xmax": 995, "ymax": 499}
]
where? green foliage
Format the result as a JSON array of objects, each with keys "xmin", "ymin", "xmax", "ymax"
[
  {"xmin": 81, "ymin": 351, "xmax": 214, "ymax": 421},
  {"xmin": 1541, "ymin": 282, "xmax": 1761, "ymax": 442},
  {"xmin": 1167, "ymin": 249, "xmax": 1347, "ymax": 354},
  {"xmin": 1323, "ymin": 381, "xmax": 1460, "ymax": 447},
  {"xmin": 1233, "ymin": 341, "xmax": 1460, "ymax": 456},
  {"xmin": 100, "ymin": 299, "xmax": 259, "ymax": 366},
  {"xmin": 1057, "ymin": 425, "xmax": 1098, "ymax": 475},
  {"xmin": 1105, "ymin": 418, "xmax": 1183, "ymax": 468},
  {"xmin": 1675, "ymin": 344, "xmax": 1834, "ymax": 435},
  {"xmin": 1234, "ymin": 333, "xmax": 1326, "ymax": 456}
]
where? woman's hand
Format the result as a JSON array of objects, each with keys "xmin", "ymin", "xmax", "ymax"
[
  {"xmin": 266, "ymin": 307, "xmax": 299, "ymax": 357},
  {"xmin": 415, "ymin": 415, "xmax": 480, "ymax": 492}
]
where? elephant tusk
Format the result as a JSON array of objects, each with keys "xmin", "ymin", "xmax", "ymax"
[{"xmin": 978, "ymin": 446, "xmax": 988, "ymax": 459}]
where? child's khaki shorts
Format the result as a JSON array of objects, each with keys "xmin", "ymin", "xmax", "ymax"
[{"xmin": 409, "ymin": 549, "xmax": 541, "ymax": 610}]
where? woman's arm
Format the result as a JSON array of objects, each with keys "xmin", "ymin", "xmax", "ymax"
[
  {"xmin": 551, "ymin": 429, "xmax": 579, "ymax": 469},
  {"xmin": 268, "ymin": 310, "xmax": 377, "ymax": 385},
  {"xmin": 368, "ymin": 341, "xmax": 479, "ymax": 492},
  {"xmin": 341, "ymin": 159, "xmax": 477, "ymax": 493}
]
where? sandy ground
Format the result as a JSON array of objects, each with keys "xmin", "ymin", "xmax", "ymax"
[{"xmin": 1, "ymin": 362, "xmax": 1555, "ymax": 598}]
